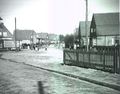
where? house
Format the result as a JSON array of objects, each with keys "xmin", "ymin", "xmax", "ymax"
[
  {"xmin": 90, "ymin": 12, "xmax": 119, "ymax": 46},
  {"xmin": 48, "ymin": 34, "xmax": 59, "ymax": 44},
  {"xmin": 36, "ymin": 32, "xmax": 49, "ymax": 45},
  {"xmin": 14, "ymin": 29, "xmax": 36, "ymax": 44},
  {"xmin": 13, "ymin": 29, "xmax": 37, "ymax": 49},
  {"xmin": 75, "ymin": 21, "xmax": 91, "ymax": 46},
  {"xmin": 0, "ymin": 21, "xmax": 13, "ymax": 49}
]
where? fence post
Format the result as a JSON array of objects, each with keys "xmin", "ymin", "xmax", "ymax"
[
  {"xmin": 88, "ymin": 50, "xmax": 91, "ymax": 67},
  {"xmin": 83, "ymin": 50, "xmax": 85, "ymax": 67},
  {"xmin": 118, "ymin": 46, "xmax": 120, "ymax": 74},
  {"xmin": 76, "ymin": 50, "xmax": 79, "ymax": 66},
  {"xmin": 103, "ymin": 49, "xmax": 105, "ymax": 70},
  {"xmin": 113, "ymin": 47, "xmax": 115, "ymax": 73},
  {"xmin": 63, "ymin": 49, "xmax": 66, "ymax": 64},
  {"xmin": 116, "ymin": 47, "xmax": 119, "ymax": 73},
  {"xmin": 113, "ymin": 46, "xmax": 117, "ymax": 73}
]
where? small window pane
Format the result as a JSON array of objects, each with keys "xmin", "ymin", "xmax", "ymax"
[
  {"xmin": 0, "ymin": 32, "xmax": 2, "ymax": 36},
  {"xmin": 3, "ymin": 32, "xmax": 7, "ymax": 37}
]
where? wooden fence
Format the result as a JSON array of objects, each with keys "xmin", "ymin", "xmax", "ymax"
[{"xmin": 63, "ymin": 46, "xmax": 120, "ymax": 74}]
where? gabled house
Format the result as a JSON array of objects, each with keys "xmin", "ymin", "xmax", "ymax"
[
  {"xmin": 14, "ymin": 29, "xmax": 37, "ymax": 44},
  {"xmin": 36, "ymin": 32, "xmax": 49, "ymax": 45},
  {"xmin": 90, "ymin": 12, "xmax": 119, "ymax": 46},
  {"xmin": 0, "ymin": 22, "xmax": 13, "ymax": 49},
  {"xmin": 77, "ymin": 21, "xmax": 91, "ymax": 46}
]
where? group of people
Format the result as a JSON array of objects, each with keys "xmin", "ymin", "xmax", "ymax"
[{"xmin": 21, "ymin": 43, "xmax": 47, "ymax": 51}]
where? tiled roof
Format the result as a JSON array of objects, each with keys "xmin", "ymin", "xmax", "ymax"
[
  {"xmin": 94, "ymin": 13, "xmax": 119, "ymax": 25},
  {"xmin": 15, "ymin": 30, "xmax": 36, "ymax": 41},
  {"xmin": 92, "ymin": 12, "xmax": 119, "ymax": 36}
]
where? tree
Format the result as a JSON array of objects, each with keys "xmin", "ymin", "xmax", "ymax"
[
  {"xmin": 64, "ymin": 34, "xmax": 74, "ymax": 48},
  {"xmin": 59, "ymin": 35, "xmax": 64, "ymax": 43}
]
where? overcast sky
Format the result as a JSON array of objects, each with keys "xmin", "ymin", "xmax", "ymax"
[{"xmin": 0, "ymin": 0, "xmax": 119, "ymax": 35}]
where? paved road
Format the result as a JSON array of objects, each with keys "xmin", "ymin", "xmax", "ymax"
[{"xmin": 0, "ymin": 58, "xmax": 120, "ymax": 94}]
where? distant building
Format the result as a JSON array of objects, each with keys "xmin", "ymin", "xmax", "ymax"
[
  {"xmin": 75, "ymin": 21, "xmax": 91, "ymax": 46},
  {"xmin": 90, "ymin": 12, "xmax": 119, "ymax": 46},
  {"xmin": 48, "ymin": 34, "xmax": 59, "ymax": 44},
  {"xmin": 14, "ymin": 29, "xmax": 36, "ymax": 44},
  {"xmin": 36, "ymin": 32, "xmax": 48, "ymax": 39},
  {"xmin": 0, "ymin": 22, "xmax": 13, "ymax": 49},
  {"xmin": 36, "ymin": 32, "xmax": 48, "ymax": 45}
]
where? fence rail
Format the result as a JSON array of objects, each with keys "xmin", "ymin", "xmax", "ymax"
[{"xmin": 63, "ymin": 46, "xmax": 120, "ymax": 74}]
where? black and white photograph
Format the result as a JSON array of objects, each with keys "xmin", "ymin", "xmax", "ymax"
[{"xmin": 0, "ymin": 0, "xmax": 120, "ymax": 94}]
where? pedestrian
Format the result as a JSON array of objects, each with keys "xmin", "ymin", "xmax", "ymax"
[
  {"xmin": 33, "ymin": 45, "xmax": 35, "ymax": 50},
  {"xmin": 45, "ymin": 47, "xmax": 47, "ymax": 51}
]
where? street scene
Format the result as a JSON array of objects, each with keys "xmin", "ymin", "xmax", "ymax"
[
  {"xmin": 0, "ymin": 47, "xmax": 120, "ymax": 94},
  {"xmin": 0, "ymin": 0, "xmax": 120, "ymax": 94}
]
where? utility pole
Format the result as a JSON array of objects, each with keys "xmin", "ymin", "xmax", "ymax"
[
  {"xmin": 85, "ymin": 0, "xmax": 89, "ymax": 51},
  {"xmin": 15, "ymin": 17, "xmax": 17, "ymax": 50},
  {"xmin": 78, "ymin": 22, "xmax": 81, "ymax": 48}
]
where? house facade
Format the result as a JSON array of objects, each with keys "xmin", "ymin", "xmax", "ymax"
[
  {"xmin": 14, "ymin": 29, "xmax": 36, "ymax": 43},
  {"xmin": 75, "ymin": 21, "xmax": 91, "ymax": 46},
  {"xmin": 0, "ymin": 21, "xmax": 13, "ymax": 49},
  {"xmin": 48, "ymin": 34, "xmax": 59, "ymax": 44},
  {"xmin": 13, "ymin": 29, "xmax": 37, "ymax": 48},
  {"xmin": 90, "ymin": 13, "xmax": 119, "ymax": 47},
  {"xmin": 36, "ymin": 32, "xmax": 49, "ymax": 46}
]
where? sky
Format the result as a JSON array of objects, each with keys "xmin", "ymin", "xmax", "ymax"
[{"xmin": 0, "ymin": 0, "xmax": 119, "ymax": 35}]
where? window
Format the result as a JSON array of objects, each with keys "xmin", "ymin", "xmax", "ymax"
[
  {"xmin": 0, "ymin": 32, "xmax": 2, "ymax": 36},
  {"xmin": 3, "ymin": 32, "xmax": 7, "ymax": 37},
  {"xmin": 91, "ymin": 28, "xmax": 93, "ymax": 33}
]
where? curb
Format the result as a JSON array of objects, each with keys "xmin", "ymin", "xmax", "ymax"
[
  {"xmin": 28, "ymin": 64, "xmax": 120, "ymax": 91},
  {"xmin": 1, "ymin": 57, "xmax": 120, "ymax": 91}
]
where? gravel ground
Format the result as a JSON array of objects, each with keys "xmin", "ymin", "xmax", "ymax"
[
  {"xmin": 0, "ymin": 59, "xmax": 120, "ymax": 94},
  {"xmin": 0, "ymin": 48, "xmax": 120, "ymax": 94},
  {"xmin": 1, "ymin": 48, "xmax": 120, "ymax": 87}
]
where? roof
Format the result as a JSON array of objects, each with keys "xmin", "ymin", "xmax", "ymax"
[
  {"xmin": 91, "ymin": 12, "xmax": 119, "ymax": 36},
  {"xmin": 15, "ymin": 29, "xmax": 36, "ymax": 41},
  {"xmin": 0, "ymin": 23, "xmax": 13, "ymax": 38},
  {"xmin": 48, "ymin": 34, "xmax": 59, "ymax": 41},
  {"xmin": 0, "ymin": 17, "xmax": 3, "ymax": 20},
  {"xmin": 79, "ymin": 21, "xmax": 91, "ymax": 37},
  {"xmin": 36, "ymin": 33, "xmax": 48, "ymax": 39}
]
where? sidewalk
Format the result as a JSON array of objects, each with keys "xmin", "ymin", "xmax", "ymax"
[{"xmin": 1, "ymin": 49, "xmax": 120, "ymax": 91}]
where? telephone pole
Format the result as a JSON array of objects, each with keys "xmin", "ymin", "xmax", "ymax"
[
  {"xmin": 85, "ymin": 0, "xmax": 89, "ymax": 51},
  {"xmin": 15, "ymin": 17, "xmax": 17, "ymax": 50}
]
